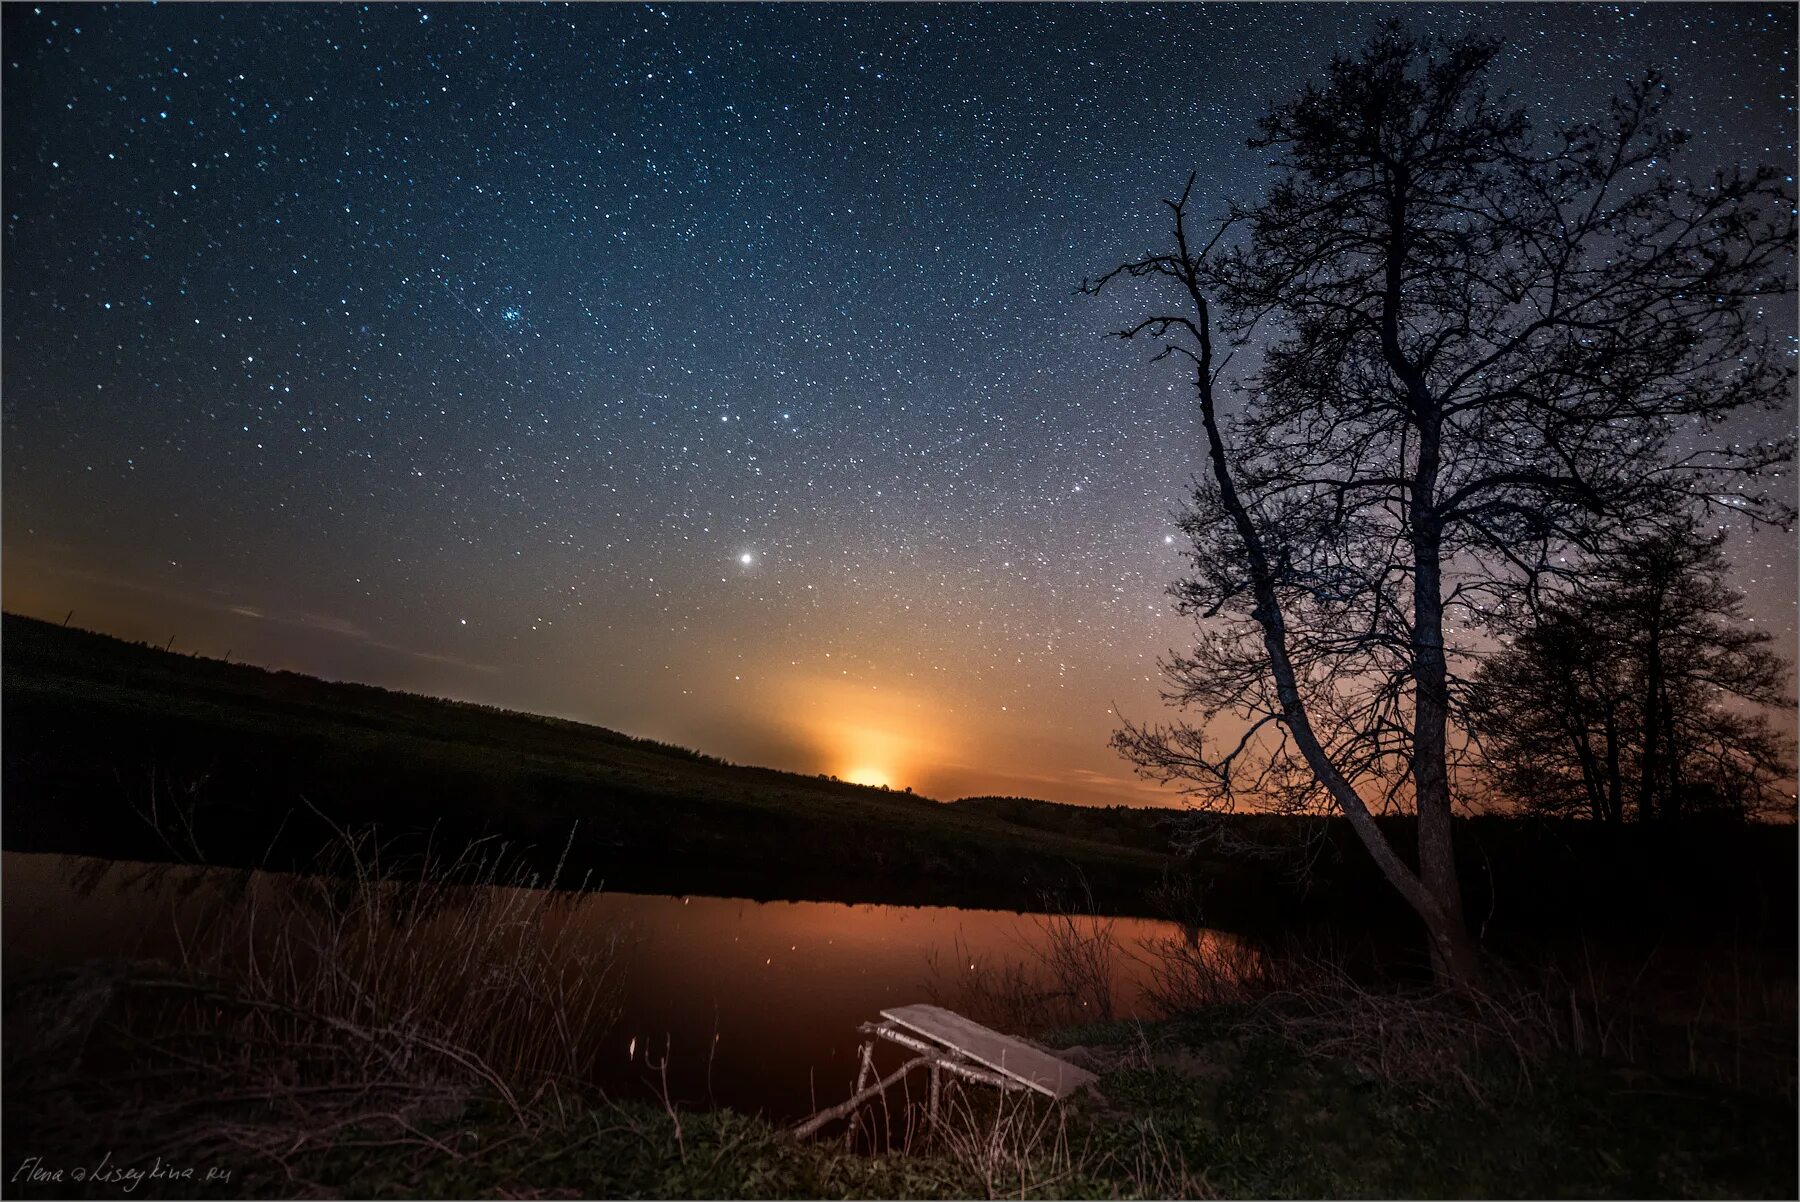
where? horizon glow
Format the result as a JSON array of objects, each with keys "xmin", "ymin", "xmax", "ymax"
[{"xmin": 3, "ymin": 4, "xmax": 1793, "ymax": 807}]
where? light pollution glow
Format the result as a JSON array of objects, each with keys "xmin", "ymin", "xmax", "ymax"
[
  {"xmin": 3, "ymin": 5, "xmax": 1790, "ymax": 812},
  {"xmin": 0, "ymin": 556, "xmax": 1183, "ymax": 806}
]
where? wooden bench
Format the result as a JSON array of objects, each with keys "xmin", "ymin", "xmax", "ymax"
[{"xmin": 791, "ymin": 1003, "xmax": 1098, "ymax": 1140}]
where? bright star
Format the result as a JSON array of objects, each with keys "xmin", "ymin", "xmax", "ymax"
[{"xmin": 738, "ymin": 552, "xmax": 754, "ymax": 566}]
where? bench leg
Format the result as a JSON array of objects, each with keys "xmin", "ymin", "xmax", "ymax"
[{"xmin": 845, "ymin": 1040, "xmax": 874, "ymax": 1148}]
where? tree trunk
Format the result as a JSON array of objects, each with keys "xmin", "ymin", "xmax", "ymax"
[
  {"xmin": 1600, "ymin": 697, "xmax": 1625, "ymax": 825},
  {"xmin": 1420, "ymin": 895, "xmax": 1484, "ymax": 985},
  {"xmin": 1384, "ymin": 169, "xmax": 1476, "ymax": 988},
  {"xmin": 1637, "ymin": 608, "xmax": 1664, "ymax": 824},
  {"xmin": 1408, "ymin": 472, "xmax": 1477, "ymax": 984},
  {"xmin": 1564, "ymin": 664, "xmax": 1607, "ymax": 822},
  {"xmin": 1660, "ymin": 696, "xmax": 1682, "ymax": 824},
  {"xmin": 1568, "ymin": 721, "xmax": 1608, "ymax": 822}
]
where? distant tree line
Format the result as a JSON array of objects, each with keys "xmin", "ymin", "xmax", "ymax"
[{"xmin": 1469, "ymin": 518, "xmax": 1791, "ymax": 826}]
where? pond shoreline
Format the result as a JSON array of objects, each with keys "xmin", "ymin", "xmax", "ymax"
[
  {"xmin": 0, "ymin": 829, "xmax": 1177, "ymax": 922},
  {"xmin": 2, "ymin": 849, "xmax": 1204, "ymax": 1126},
  {"xmin": 6, "ymin": 963, "xmax": 1792, "ymax": 1200}
]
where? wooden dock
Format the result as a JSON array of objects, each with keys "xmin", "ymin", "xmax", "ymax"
[
  {"xmin": 791, "ymin": 1002, "xmax": 1097, "ymax": 1139},
  {"xmin": 879, "ymin": 1004, "xmax": 1097, "ymax": 1099}
]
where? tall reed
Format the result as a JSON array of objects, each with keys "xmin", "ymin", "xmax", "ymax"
[{"xmin": 5, "ymin": 826, "xmax": 625, "ymax": 1175}]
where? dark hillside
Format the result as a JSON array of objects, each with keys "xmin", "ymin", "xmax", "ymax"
[
  {"xmin": 5, "ymin": 614, "xmax": 1790, "ymax": 939},
  {"xmin": 949, "ymin": 795, "xmax": 1173, "ymax": 852},
  {"xmin": 1, "ymin": 614, "xmax": 1169, "ymax": 911}
]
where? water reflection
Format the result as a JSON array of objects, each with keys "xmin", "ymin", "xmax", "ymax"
[{"xmin": 2, "ymin": 852, "xmax": 1239, "ymax": 1120}]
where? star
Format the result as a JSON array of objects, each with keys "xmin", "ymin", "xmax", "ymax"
[{"xmin": 0, "ymin": 2, "xmax": 1787, "ymax": 810}]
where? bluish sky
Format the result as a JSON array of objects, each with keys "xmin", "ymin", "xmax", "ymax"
[{"xmin": 4, "ymin": 3, "xmax": 1793, "ymax": 803}]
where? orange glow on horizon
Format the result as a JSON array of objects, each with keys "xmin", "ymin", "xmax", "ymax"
[
  {"xmin": 751, "ymin": 667, "xmax": 1182, "ymax": 805},
  {"xmin": 828, "ymin": 721, "xmax": 915, "ymax": 791},
  {"xmin": 772, "ymin": 673, "xmax": 950, "ymax": 796}
]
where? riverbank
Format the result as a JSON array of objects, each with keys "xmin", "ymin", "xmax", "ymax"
[
  {"xmin": 7, "ymin": 991, "xmax": 1792, "ymax": 1199},
  {"xmin": 350, "ymin": 1023, "xmax": 1798, "ymax": 1199},
  {"xmin": 5, "ymin": 838, "xmax": 1793, "ymax": 1200},
  {"xmin": 4, "ymin": 848, "xmax": 1199, "ymax": 1124},
  {"xmin": 6, "ymin": 616, "xmax": 1796, "ymax": 1197}
]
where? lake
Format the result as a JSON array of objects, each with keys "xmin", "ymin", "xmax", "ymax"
[{"xmin": 2, "ymin": 851, "xmax": 1227, "ymax": 1121}]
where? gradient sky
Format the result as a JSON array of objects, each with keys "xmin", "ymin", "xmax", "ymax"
[{"xmin": 4, "ymin": 3, "xmax": 1794, "ymax": 805}]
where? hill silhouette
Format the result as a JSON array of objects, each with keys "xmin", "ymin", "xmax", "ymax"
[{"xmin": 1, "ymin": 613, "xmax": 1168, "ymax": 912}]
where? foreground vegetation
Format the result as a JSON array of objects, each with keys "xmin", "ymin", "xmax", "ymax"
[
  {"xmin": 9, "ymin": 967, "xmax": 1792, "ymax": 1199},
  {"xmin": 4, "ymin": 840, "xmax": 1792, "ymax": 1200},
  {"xmin": 31, "ymin": 1036, "xmax": 1781, "ymax": 1200}
]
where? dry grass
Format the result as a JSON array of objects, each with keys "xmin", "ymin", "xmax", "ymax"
[
  {"xmin": 4, "ymin": 827, "xmax": 624, "ymax": 1182},
  {"xmin": 923, "ymin": 882, "xmax": 1131, "ymax": 1035},
  {"xmin": 14, "ymin": 822, "xmax": 1784, "ymax": 1198},
  {"xmin": 925, "ymin": 876, "xmax": 1274, "ymax": 1045},
  {"xmin": 795, "ymin": 1056, "xmax": 1207, "ymax": 1200},
  {"xmin": 934, "ymin": 1086, "xmax": 1065, "ymax": 1197},
  {"xmin": 1236, "ymin": 950, "xmax": 1565, "ymax": 1100},
  {"xmin": 921, "ymin": 862, "xmax": 1795, "ymax": 1114},
  {"xmin": 1130, "ymin": 930, "xmax": 1799, "ymax": 1105},
  {"xmin": 1133, "ymin": 927, "xmax": 1269, "ymax": 1015},
  {"xmin": 1522, "ymin": 939, "xmax": 1798, "ymax": 1096},
  {"xmin": 929, "ymin": 1083, "xmax": 1206, "ymax": 1200}
]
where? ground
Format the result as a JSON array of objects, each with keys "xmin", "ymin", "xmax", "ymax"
[
  {"xmin": 21, "ymin": 1012, "xmax": 1782, "ymax": 1201},
  {"xmin": 1046, "ymin": 1015, "xmax": 1796, "ymax": 1199}
]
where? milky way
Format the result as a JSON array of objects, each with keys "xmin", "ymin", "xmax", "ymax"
[{"xmin": 4, "ymin": 4, "xmax": 1793, "ymax": 804}]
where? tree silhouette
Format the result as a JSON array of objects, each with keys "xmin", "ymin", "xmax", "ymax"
[
  {"xmin": 1087, "ymin": 25, "xmax": 1794, "ymax": 984},
  {"xmin": 1471, "ymin": 521, "xmax": 1793, "ymax": 825}
]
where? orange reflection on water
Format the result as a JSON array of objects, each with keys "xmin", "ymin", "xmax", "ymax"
[{"xmin": 3, "ymin": 851, "xmax": 1246, "ymax": 1122}]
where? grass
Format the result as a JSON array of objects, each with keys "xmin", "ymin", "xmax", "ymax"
[
  {"xmin": 3, "ymin": 832, "xmax": 626, "ymax": 1194},
  {"xmin": 14, "ymin": 1019, "xmax": 1786, "ymax": 1199},
  {"xmin": 1, "ymin": 837, "xmax": 1202, "ymax": 1200},
  {"xmin": 1061, "ymin": 1024, "xmax": 1793, "ymax": 1200},
  {"xmin": 9, "ymin": 843, "xmax": 1791, "ymax": 1200}
]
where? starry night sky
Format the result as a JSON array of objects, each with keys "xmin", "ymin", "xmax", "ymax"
[{"xmin": 4, "ymin": 3, "xmax": 1794, "ymax": 805}]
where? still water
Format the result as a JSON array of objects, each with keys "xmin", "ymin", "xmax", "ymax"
[{"xmin": 3, "ymin": 851, "xmax": 1213, "ymax": 1120}]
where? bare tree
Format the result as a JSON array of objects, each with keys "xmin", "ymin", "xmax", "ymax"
[
  {"xmin": 1471, "ymin": 520, "xmax": 1794, "ymax": 825},
  {"xmin": 1087, "ymin": 25, "xmax": 1794, "ymax": 984}
]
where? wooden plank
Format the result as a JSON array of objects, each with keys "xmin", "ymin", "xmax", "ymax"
[
  {"xmin": 879, "ymin": 1004, "xmax": 1098, "ymax": 1099},
  {"xmin": 867, "ymin": 1023, "xmax": 1026, "ymax": 1091}
]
